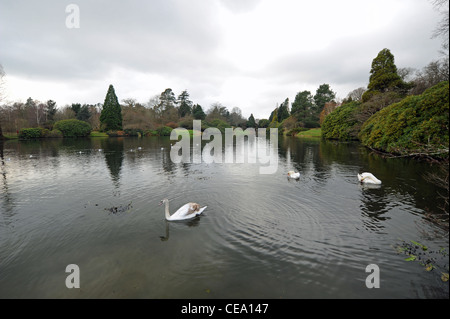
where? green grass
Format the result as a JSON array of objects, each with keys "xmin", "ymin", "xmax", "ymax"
[
  {"xmin": 90, "ymin": 131, "xmax": 109, "ymax": 137},
  {"xmin": 296, "ymin": 128, "xmax": 322, "ymax": 137}
]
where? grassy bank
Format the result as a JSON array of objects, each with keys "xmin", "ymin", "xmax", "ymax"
[
  {"xmin": 90, "ymin": 131, "xmax": 109, "ymax": 137},
  {"xmin": 296, "ymin": 128, "xmax": 321, "ymax": 138}
]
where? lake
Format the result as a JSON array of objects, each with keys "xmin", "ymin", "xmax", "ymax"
[{"xmin": 0, "ymin": 135, "xmax": 448, "ymax": 298}]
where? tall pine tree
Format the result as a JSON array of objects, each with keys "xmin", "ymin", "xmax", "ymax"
[{"xmin": 100, "ymin": 84, "xmax": 123, "ymax": 131}]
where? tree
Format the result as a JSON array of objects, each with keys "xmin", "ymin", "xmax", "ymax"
[
  {"xmin": 229, "ymin": 107, "xmax": 246, "ymax": 127},
  {"xmin": 346, "ymin": 87, "xmax": 366, "ymax": 102},
  {"xmin": 314, "ymin": 84, "xmax": 336, "ymax": 112},
  {"xmin": 319, "ymin": 101, "xmax": 338, "ymax": 126},
  {"xmin": 177, "ymin": 90, "xmax": 193, "ymax": 118},
  {"xmin": 77, "ymin": 104, "xmax": 91, "ymax": 122},
  {"xmin": 45, "ymin": 100, "xmax": 57, "ymax": 123},
  {"xmin": 362, "ymin": 48, "xmax": 411, "ymax": 102},
  {"xmin": 0, "ymin": 64, "xmax": 5, "ymax": 139},
  {"xmin": 206, "ymin": 103, "xmax": 229, "ymax": 122},
  {"xmin": 71, "ymin": 103, "xmax": 81, "ymax": 117},
  {"xmin": 192, "ymin": 104, "xmax": 206, "ymax": 120},
  {"xmin": 158, "ymin": 88, "xmax": 178, "ymax": 123},
  {"xmin": 247, "ymin": 113, "xmax": 256, "ymax": 128},
  {"xmin": 431, "ymin": 0, "xmax": 449, "ymax": 54},
  {"xmin": 100, "ymin": 84, "xmax": 123, "ymax": 131},
  {"xmin": 277, "ymin": 98, "xmax": 290, "ymax": 122},
  {"xmin": 291, "ymin": 90, "xmax": 314, "ymax": 121}
]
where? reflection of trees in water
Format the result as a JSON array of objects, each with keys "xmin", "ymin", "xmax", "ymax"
[
  {"xmin": 0, "ymin": 141, "xmax": 15, "ymax": 224},
  {"xmin": 101, "ymin": 138, "xmax": 124, "ymax": 188}
]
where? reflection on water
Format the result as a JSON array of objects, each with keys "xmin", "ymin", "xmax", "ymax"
[{"xmin": 0, "ymin": 136, "xmax": 448, "ymax": 299}]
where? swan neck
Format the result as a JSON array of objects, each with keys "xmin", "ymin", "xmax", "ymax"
[{"xmin": 164, "ymin": 201, "xmax": 171, "ymax": 219}]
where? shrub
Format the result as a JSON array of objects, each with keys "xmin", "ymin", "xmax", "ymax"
[
  {"xmin": 156, "ymin": 126, "xmax": 173, "ymax": 136},
  {"xmin": 46, "ymin": 129, "xmax": 63, "ymax": 138},
  {"xmin": 124, "ymin": 129, "xmax": 143, "ymax": 137},
  {"xmin": 19, "ymin": 128, "xmax": 43, "ymax": 139},
  {"xmin": 106, "ymin": 130, "xmax": 125, "ymax": 137},
  {"xmin": 359, "ymin": 81, "xmax": 449, "ymax": 157},
  {"xmin": 53, "ymin": 119, "xmax": 92, "ymax": 137},
  {"xmin": 321, "ymin": 101, "xmax": 361, "ymax": 140}
]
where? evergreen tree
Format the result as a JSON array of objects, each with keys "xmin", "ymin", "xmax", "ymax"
[
  {"xmin": 71, "ymin": 103, "xmax": 81, "ymax": 117},
  {"xmin": 192, "ymin": 104, "xmax": 206, "ymax": 120},
  {"xmin": 291, "ymin": 90, "xmax": 314, "ymax": 121},
  {"xmin": 177, "ymin": 90, "xmax": 193, "ymax": 117},
  {"xmin": 277, "ymin": 98, "xmax": 290, "ymax": 122},
  {"xmin": 100, "ymin": 84, "xmax": 123, "ymax": 131},
  {"xmin": 45, "ymin": 100, "xmax": 57, "ymax": 122},
  {"xmin": 77, "ymin": 104, "xmax": 91, "ymax": 122},
  {"xmin": 247, "ymin": 113, "xmax": 256, "ymax": 128},
  {"xmin": 314, "ymin": 84, "xmax": 336, "ymax": 112},
  {"xmin": 362, "ymin": 48, "xmax": 411, "ymax": 102}
]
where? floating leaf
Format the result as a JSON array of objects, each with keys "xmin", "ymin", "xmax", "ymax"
[
  {"xmin": 405, "ymin": 255, "xmax": 416, "ymax": 262},
  {"xmin": 441, "ymin": 273, "xmax": 449, "ymax": 282},
  {"xmin": 410, "ymin": 240, "xmax": 427, "ymax": 251},
  {"xmin": 425, "ymin": 264, "xmax": 434, "ymax": 272}
]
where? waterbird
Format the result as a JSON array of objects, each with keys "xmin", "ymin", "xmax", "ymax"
[
  {"xmin": 357, "ymin": 172, "xmax": 382, "ymax": 185},
  {"xmin": 159, "ymin": 198, "xmax": 207, "ymax": 221},
  {"xmin": 287, "ymin": 171, "xmax": 300, "ymax": 179}
]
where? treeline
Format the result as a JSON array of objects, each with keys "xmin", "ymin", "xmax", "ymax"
[
  {"xmin": 0, "ymin": 83, "xmax": 261, "ymax": 138},
  {"xmin": 322, "ymin": 48, "xmax": 449, "ymax": 159}
]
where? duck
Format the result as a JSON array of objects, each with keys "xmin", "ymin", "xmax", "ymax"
[
  {"xmin": 159, "ymin": 198, "xmax": 207, "ymax": 221},
  {"xmin": 287, "ymin": 171, "xmax": 300, "ymax": 179},
  {"xmin": 357, "ymin": 172, "xmax": 382, "ymax": 185}
]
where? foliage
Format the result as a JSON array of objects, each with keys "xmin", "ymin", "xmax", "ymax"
[
  {"xmin": 192, "ymin": 104, "xmax": 206, "ymax": 120},
  {"xmin": 53, "ymin": 119, "xmax": 92, "ymax": 137},
  {"xmin": 206, "ymin": 119, "xmax": 231, "ymax": 134},
  {"xmin": 362, "ymin": 48, "xmax": 412, "ymax": 102},
  {"xmin": 359, "ymin": 81, "xmax": 449, "ymax": 158},
  {"xmin": 277, "ymin": 98, "xmax": 290, "ymax": 122},
  {"xmin": 247, "ymin": 113, "xmax": 256, "ymax": 128},
  {"xmin": 19, "ymin": 127, "xmax": 43, "ymax": 139},
  {"xmin": 314, "ymin": 84, "xmax": 336, "ymax": 112},
  {"xmin": 100, "ymin": 84, "xmax": 123, "ymax": 131},
  {"xmin": 321, "ymin": 101, "xmax": 362, "ymax": 140},
  {"xmin": 44, "ymin": 129, "xmax": 63, "ymax": 138},
  {"xmin": 394, "ymin": 239, "xmax": 449, "ymax": 282},
  {"xmin": 258, "ymin": 119, "xmax": 270, "ymax": 128},
  {"xmin": 178, "ymin": 90, "xmax": 193, "ymax": 118},
  {"xmin": 291, "ymin": 90, "xmax": 315, "ymax": 124},
  {"xmin": 156, "ymin": 126, "xmax": 173, "ymax": 136}
]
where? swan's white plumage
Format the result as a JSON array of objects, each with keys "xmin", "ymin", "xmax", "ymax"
[
  {"xmin": 358, "ymin": 172, "xmax": 382, "ymax": 184},
  {"xmin": 160, "ymin": 198, "xmax": 207, "ymax": 221},
  {"xmin": 287, "ymin": 171, "xmax": 300, "ymax": 179}
]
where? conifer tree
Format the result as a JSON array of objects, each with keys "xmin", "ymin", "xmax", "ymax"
[
  {"xmin": 362, "ymin": 48, "xmax": 411, "ymax": 102},
  {"xmin": 100, "ymin": 84, "xmax": 123, "ymax": 131}
]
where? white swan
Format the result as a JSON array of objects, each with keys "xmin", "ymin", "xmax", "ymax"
[
  {"xmin": 159, "ymin": 198, "xmax": 207, "ymax": 221},
  {"xmin": 287, "ymin": 171, "xmax": 300, "ymax": 179},
  {"xmin": 358, "ymin": 172, "xmax": 382, "ymax": 185}
]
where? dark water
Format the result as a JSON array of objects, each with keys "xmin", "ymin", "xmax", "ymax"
[{"xmin": 0, "ymin": 136, "xmax": 448, "ymax": 298}]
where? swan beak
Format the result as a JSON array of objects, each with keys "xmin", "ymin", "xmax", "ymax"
[{"xmin": 158, "ymin": 201, "xmax": 163, "ymax": 206}]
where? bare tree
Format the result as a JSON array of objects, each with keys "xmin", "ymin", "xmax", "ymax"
[
  {"xmin": 0, "ymin": 64, "xmax": 6, "ymax": 139},
  {"xmin": 431, "ymin": 0, "xmax": 449, "ymax": 54},
  {"xmin": 346, "ymin": 87, "xmax": 366, "ymax": 102}
]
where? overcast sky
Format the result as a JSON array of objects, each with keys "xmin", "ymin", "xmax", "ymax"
[{"xmin": 0, "ymin": 0, "xmax": 444, "ymax": 119}]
